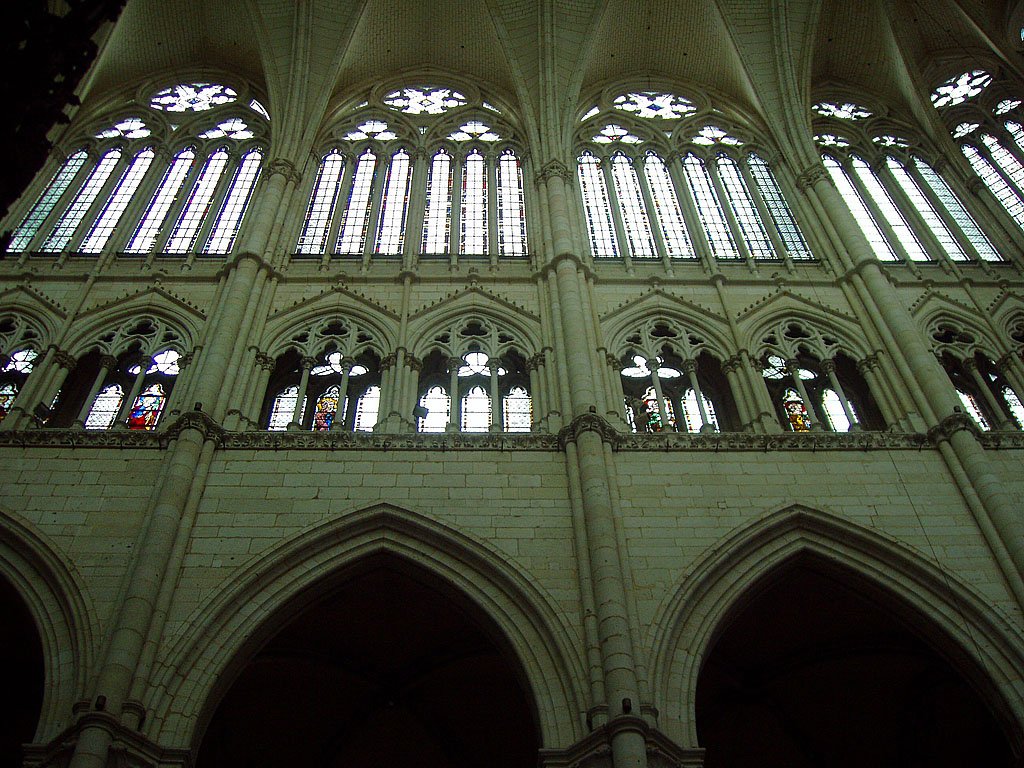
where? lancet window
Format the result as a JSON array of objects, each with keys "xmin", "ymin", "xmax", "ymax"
[
  {"xmin": 0, "ymin": 315, "xmax": 44, "ymax": 424},
  {"xmin": 415, "ymin": 319, "xmax": 533, "ymax": 433},
  {"xmin": 261, "ymin": 318, "xmax": 383, "ymax": 432},
  {"xmin": 575, "ymin": 89, "xmax": 813, "ymax": 265},
  {"xmin": 294, "ymin": 85, "xmax": 528, "ymax": 263},
  {"xmin": 4, "ymin": 81, "xmax": 268, "ymax": 258}
]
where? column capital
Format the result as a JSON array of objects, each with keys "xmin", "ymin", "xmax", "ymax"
[
  {"xmin": 721, "ymin": 355, "xmax": 742, "ymax": 375},
  {"xmin": 820, "ymin": 358, "xmax": 837, "ymax": 375},
  {"xmin": 299, "ymin": 356, "xmax": 318, "ymax": 370},
  {"xmin": 605, "ymin": 352, "xmax": 621, "ymax": 371},
  {"xmin": 996, "ymin": 351, "xmax": 1019, "ymax": 374},
  {"xmin": 406, "ymin": 355, "xmax": 423, "ymax": 373},
  {"xmin": 265, "ymin": 158, "xmax": 302, "ymax": 185},
  {"xmin": 52, "ymin": 348, "xmax": 78, "ymax": 370},
  {"xmin": 99, "ymin": 354, "xmax": 118, "ymax": 370},
  {"xmin": 255, "ymin": 352, "xmax": 276, "ymax": 371},
  {"xmin": 961, "ymin": 357, "xmax": 980, "ymax": 373},
  {"xmin": 682, "ymin": 358, "xmax": 698, "ymax": 375},
  {"xmin": 795, "ymin": 162, "xmax": 830, "ymax": 191},
  {"xmin": 534, "ymin": 159, "xmax": 572, "ymax": 184},
  {"xmin": 557, "ymin": 412, "xmax": 621, "ymax": 449},
  {"xmin": 528, "ymin": 352, "xmax": 546, "ymax": 372},
  {"xmin": 927, "ymin": 411, "xmax": 980, "ymax": 444},
  {"xmin": 856, "ymin": 353, "xmax": 879, "ymax": 375}
]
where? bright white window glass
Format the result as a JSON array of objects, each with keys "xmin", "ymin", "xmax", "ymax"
[
  {"xmin": 374, "ymin": 149, "xmax": 412, "ymax": 254},
  {"xmin": 958, "ymin": 389, "xmax": 990, "ymax": 431},
  {"xmin": 747, "ymin": 154, "xmax": 812, "ymax": 260},
  {"xmin": 354, "ymin": 385, "xmax": 380, "ymax": 431},
  {"xmin": 682, "ymin": 388, "xmax": 719, "ymax": 432},
  {"xmin": 1005, "ymin": 121, "xmax": 1024, "ymax": 154},
  {"xmin": 716, "ymin": 155, "xmax": 775, "ymax": 259},
  {"xmin": 296, "ymin": 152, "xmax": 344, "ymax": 255},
  {"xmin": 914, "ymin": 158, "xmax": 1001, "ymax": 262},
  {"xmin": 822, "ymin": 155, "xmax": 898, "ymax": 262},
  {"xmin": 126, "ymin": 149, "xmax": 196, "ymax": 253},
  {"xmin": 981, "ymin": 134, "xmax": 1024, "ymax": 193},
  {"xmin": 41, "ymin": 149, "xmax": 122, "ymax": 252},
  {"xmin": 422, "ymin": 150, "xmax": 453, "ymax": 253},
  {"xmin": 497, "ymin": 150, "xmax": 528, "ymax": 256},
  {"xmin": 851, "ymin": 155, "xmax": 930, "ymax": 261},
  {"xmin": 885, "ymin": 157, "xmax": 968, "ymax": 262},
  {"xmin": 204, "ymin": 149, "xmax": 263, "ymax": 254},
  {"xmin": 682, "ymin": 154, "xmax": 739, "ymax": 259},
  {"xmin": 821, "ymin": 389, "xmax": 853, "ymax": 431},
  {"xmin": 962, "ymin": 144, "xmax": 1024, "ymax": 229},
  {"xmin": 461, "ymin": 385, "xmax": 492, "ymax": 431},
  {"xmin": 610, "ymin": 154, "xmax": 657, "ymax": 258},
  {"xmin": 268, "ymin": 386, "xmax": 302, "ymax": 430},
  {"xmin": 79, "ymin": 149, "xmax": 155, "ymax": 253},
  {"xmin": 644, "ymin": 152, "xmax": 695, "ymax": 258},
  {"xmin": 165, "ymin": 149, "xmax": 230, "ymax": 253},
  {"xmin": 417, "ymin": 386, "xmax": 450, "ymax": 432},
  {"xmin": 85, "ymin": 384, "xmax": 124, "ymax": 429},
  {"xmin": 4, "ymin": 349, "xmax": 38, "ymax": 373},
  {"xmin": 1002, "ymin": 386, "xmax": 1024, "ymax": 428},
  {"xmin": 8, "ymin": 151, "xmax": 88, "ymax": 251},
  {"xmin": 460, "ymin": 149, "xmax": 487, "ymax": 254},
  {"xmin": 577, "ymin": 152, "xmax": 618, "ymax": 257},
  {"xmin": 503, "ymin": 386, "xmax": 532, "ymax": 431},
  {"xmin": 336, "ymin": 149, "xmax": 377, "ymax": 254}
]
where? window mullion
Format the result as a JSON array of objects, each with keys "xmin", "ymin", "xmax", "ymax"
[
  {"xmin": 633, "ymin": 158, "xmax": 670, "ymax": 268},
  {"xmin": 979, "ymin": 138, "xmax": 1024, "ymax": 199},
  {"xmin": 24, "ymin": 150, "xmax": 95, "ymax": 253},
  {"xmin": 361, "ymin": 147, "xmax": 388, "ymax": 267},
  {"xmin": 404, "ymin": 149, "xmax": 429, "ymax": 268},
  {"xmin": 326, "ymin": 152, "xmax": 355, "ymax": 261},
  {"xmin": 186, "ymin": 150, "xmax": 239, "ymax": 264},
  {"xmin": 846, "ymin": 157, "xmax": 912, "ymax": 263},
  {"xmin": 66, "ymin": 151, "xmax": 131, "ymax": 254},
  {"xmin": 877, "ymin": 159, "xmax": 946, "ymax": 265},
  {"xmin": 740, "ymin": 159, "xmax": 789, "ymax": 264},
  {"xmin": 667, "ymin": 153, "xmax": 715, "ymax": 266},
  {"xmin": 449, "ymin": 153, "xmax": 464, "ymax": 260},
  {"xmin": 9, "ymin": 150, "xmax": 87, "ymax": 255},
  {"xmin": 107, "ymin": 148, "xmax": 169, "ymax": 254},
  {"xmin": 152, "ymin": 151, "xmax": 207, "ymax": 255},
  {"xmin": 601, "ymin": 153, "xmax": 633, "ymax": 269},
  {"xmin": 908, "ymin": 159, "xmax": 986, "ymax": 264},
  {"xmin": 706, "ymin": 157, "xmax": 754, "ymax": 265},
  {"xmin": 486, "ymin": 151, "xmax": 499, "ymax": 265}
]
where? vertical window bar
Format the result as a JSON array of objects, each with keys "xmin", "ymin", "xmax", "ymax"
[
  {"xmin": 460, "ymin": 149, "xmax": 487, "ymax": 254},
  {"xmin": 716, "ymin": 154, "xmax": 775, "ymax": 259},
  {"xmin": 913, "ymin": 158, "xmax": 1001, "ymax": 262},
  {"xmin": 962, "ymin": 144, "xmax": 1024, "ymax": 229},
  {"xmin": 164, "ymin": 149, "xmax": 230, "ymax": 253},
  {"xmin": 336, "ymin": 149, "xmax": 376, "ymax": 254},
  {"xmin": 497, "ymin": 150, "xmax": 528, "ymax": 256},
  {"xmin": 885, "ymin": 157, "xmax": 968, "ymax": 262},
  {"xmin": 851, "ymin": 155, "xmax": 930, "ymax": 261},
  {"xmin": 1007, "ymin": 122, "xmax": 1024, "ymax": 156},
  {"xmin": 374, "ymin": 149, "xmax": 412, "ymax": 254},
  {"xmin": 7, "ymin": 151, "xmax": 89, "ymax": 252},
  {"xmin": 610, "ymin": 153, "xmax": 657, "ymax": 258},
  {"xmin": 204, "ymin": 149, "xmax": 263, "ymax": 254},
  {"xmin": 822, "ymin": 155, "xmax": 898, "ymax": 262},
  {"xmin": 577, "ymin": 152, "xmax": 618, "ymax": 257},
  {"xmin": 126, "ymin": 149, "xmax": 196, "ymax": 254},
  {"xmin": 422, "ymin": 150, "xmax": 453, "ymax": 254},
  {"xmin": 682, "ymin": 154, "xmax": 739, "ymax": 259},
  {"xmin": 747, "ymin": 154, "xmax": 812, "ymax": 260},
  {"xmin": 644, "ymin": 153, "xmax": 695, "ymax": 258},
  {"xmin": 296, "ymin": 152, "xmax": 345, "ymax": 255},
  {"xmin": 41, "ymin": 149, "xmax": 122, "ymax": 252},
  {"xmin": 79, "ymin": 149, "xmax": 156, "ymax": 253},
  {"xmin": 981, "ymin": 134, "xmax": 1024, "ymax": 194}
]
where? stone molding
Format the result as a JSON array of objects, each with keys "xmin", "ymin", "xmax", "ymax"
[
  {"xmin": 539, "ymin": 717, "xmax": 705, "ymax": 768},
  {"xmin": 927, "ymin": 412, "xmax": 981, "ymax": 444},
  {"xmin": 24, "ymin": 712, "xmax": 191, "ymax": 768},
  {"xmin": 557, "ymin": 412, "xmax": 621, "ymax": 448}
]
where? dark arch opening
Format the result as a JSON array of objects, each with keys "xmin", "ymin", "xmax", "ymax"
[
  {"xmin": 195, "ymin": 557, "xmax": 540, "ymax": 768},
  {"xmin": 0, "ymin": 574, "xmax": 45, "ymax": 767},
  {"xmin": 695, "ymin": 562, "xmax": 1016, "ymax": 767}
]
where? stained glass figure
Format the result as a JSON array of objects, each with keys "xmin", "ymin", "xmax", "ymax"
[
  {"xmin": 312, "ymin": 385, "xmax": 340, "ymax": 431},
  {"xmin": 85, "ymin": 384, "xmax": 124, "ymax": 430},
  {"xmin": 782, "ymin": 388, "xmax": 811, "ymax": 432},
  {"xmin": 127, "ymin": 383, "xmax": 167, "ymax": 430},
  {"xmin": 0, "ymin": 383, "xmax": 17, "ymax": 422}
]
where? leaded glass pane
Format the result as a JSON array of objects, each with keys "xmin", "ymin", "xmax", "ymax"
[
  {"xmin": 422, "ymin": 150, "xmax": 453, "ymax": 254},
  {"xmin": 268, "ymin": 386, "xmax": 303, "ymax": 431},
  {"xmin": 461, "ymin": 385, "xmax": 491, "ymax": 431},
  {"xmin": 958, "ymin": 389, "xmax": 990, "ymax": 431},
  {"xmin": 460, "ymin": 150, "xmax": 487, "ymax": 254},
  {"xmin": 126, "ymin": 149, "xmax": 196, "ymax": 253},
  {"xmin": 41, "ymin": 149, "xmax": 122, "ymax": 252},
  {"xmin": 644, "ymin": 153, "xmax": 694, "ymax": 258},
  {"xmin": 503, "ymin": 386, "xmax": 532, "ymax": 432},
  {"xmin": 375, "ymin": 149, "xmax": 412, "ymax": 254},
  {"xmin": 851, "ymin": 155, "xmax": 929, "ymax": 261},
  {"xmin": 165, "ymin": 149, "xmax": 230, "ymax": 253},
  {"xmin": 681, "ymin": 389, "xmax": 719, "ymax": 432},
  {"xmin": 1002, "ymin": 386, "xmax": 1024, "ymax": 428},
  {"xmin": 204, "ymin": 149, "xmax": 263, "ymax": 254},
  {"xmin": 747, "ymin": 154, "xmax": 812, "ymax": 260},
  {"xmin": 1007, "ymin": 122, "xmax": 1024, "ymax": 154},
  {"xmin": 962, "ymin": 144, "xmax": 1024, "ymax": 229},
  {"xmin": 127, "ymin": 383, "xmax": 167, "ymax": 430},
  {"xmin": 913, "ymin": 158, "xmax": 1001, "ymax": 262},
  {"xmin": 8, "ymin": 151, "xmax": 88, "ymax": 252},
  {"xmin": 716, "ymin": 155, "xmax": 775, "ymax": 259},
  {"xmin": 577, "ymin": 152, "xmax": 618, "ymax": 257},
  {"xmin": 354, "ymin": 386, "xmax": 380, "ymax": 432},
  {"xmin": 0, "ymin": 383, "xmax": 16, "ymax": 422},
  {"xmin": 85, "ymin": 384, "xmax": 124, "ymax": 430},
  {"xmin": 497, "ymin": 150, "xmax": 528, "ymax": 256},
  {"xmin": 885, "ymin": 157, "xmax": 968, "ymax": 262},
  {"xmin": 782, "ymin": 388, "xmax": 811, "ymax": 432},
  {"xmin": 79, "ymin": 149, "xmax": 156, "ymax": 253},
  {"xmin": 821, "ymin": 389, "xmax": 853, "ymax": 432},
  {"xmin": 981, "ymin": 134, "xmax": 1024, "ymax": 194},
  {"xmin": 312, "ymin": 385, "xmax": 340, "ymax": 431},
  {"xmin": 610, "ymin": 154, "xmax": 657, "ymax": 258},
  {"xmin": 296, "ymin": 152, "xmax": 345, "ymax": 255},
  {"xmin": 418, "ymin": 386, "xmax": 450, "ymax": 432},
  {"xmin": 682, "ymin": 154, "xmax": 739, "ymax": 259},
  {"xmin": 336, "ymin": 149, "xmax": 377, "ymax": 254}
]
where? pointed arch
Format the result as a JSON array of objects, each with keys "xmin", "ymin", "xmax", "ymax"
[
  {"xmin": 146, "ymin": 503, "xmax": 586, "ymax": 750},
  {"xmin": 649, "ymin": 504, "xmax": 1024, "ymax": 750},
  {"xmin": 409, "ymin": 289, "xmax": 542, "ymax": 358},
  {"xmin": 0, "ymin": 509, "xmax": 96, "ymax": 742}
]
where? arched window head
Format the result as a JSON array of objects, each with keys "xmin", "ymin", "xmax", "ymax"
[
  {"xmin": 41, "ymin": 149, "xmax": 122, "ymax": 252},
  {"xmin": 577, "ymin": 151, "xmax": 618, "ymax": 257},
  {"xmin": 6, "ymin": 150, "xmax": 88, "ymax": 252},
  {"xmin": 460, "ymin": 149, "xmax": 488, "ymax": 254},
  {"xmin": 417, "ymin": 386, "xmax": 450, "ymax": 433},
  {"xmin": 297, "ymin": 151, "xmax": 345, "ymax": 255}
]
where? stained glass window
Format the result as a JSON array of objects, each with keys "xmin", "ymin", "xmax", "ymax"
[
  {"xmin": 640, "ymin": 386, "xmax": 668, "ymax": 432},
  {"xmin": 85, "ymin": 384, "xmax": 124, "ymax": 430},
  {"xmin": 461, "ymin": 385, "xmax": 491, "ymax": 431},
  {"xmin": 150, "ymin": 83, "xmax": 237, "ymax": 112},
  {"xmin": 592, "ymin": 125, "xmax": 642, "ymax": 144},
  {"xmin": 683, "ymin": 154, "xmax": 739, "ymax": 259},
  {"xmin": 885, "ymin": 157, "xmax": 967, "ymax": 262},
  {"xmin": 957, "ymin": 389, "xmax": 990, "ymax": 431},
  {"xmin": 1002, "ymin": 386, "xmax": 1024, "ymax": 428},
  {"xmin": 418, "ymin": 386, "xmax": 450, "ymax": 432},
  {"xmin": 1007, "ymin": 122, "xmax": 1024, "ymax": 154},
  {"xmin": 0, "ymin": 383, "xmax": 17, "ymax": 422},
  {"xmin": 336, "ymin": 149, "xmax": 377, "ymax": 254},
  {"xmin": 610, "ymin": 153, "xmax": 657, "ymax": 258},
  {"xmin": 79, "ymin": 149, "xmax": 156, "ymax": 253},
  {"xmin": 812, "ymin": 101, "xmax": 872, "ymax": 120},
  {"xmin": 268, "ymin": 386, "xmax": 303, "ymax": 431},
  {"xmin": 821, "ymin": 389, "xmax": 854, "ymax": 432},
  {"xmin": 747, "ymin": 154, "xmax": 812, "ymax": 260},
  {"xmin": 503, "ymin": 386, "xmax": 532, "ymax": 432},
  {"xmin": 644, "ymin": 152, "xmax": 694, "ymax": 258},
  {"xmin": 422, "ymin": 149, "xmax": 453, "ymax": 254},
  {"xmin": 8, "ymin": 151, "xmax": 88, "ymax": 252},
  {"xmin": 460, "ymin": 149, "xmax": 487, "ymax": 254},
  {"xmin": 782, "ymin": 388, "xmax": 811, "ymax": 432},
  {"xmin": 199, "ymin": 119, "xmax": 254, "ymax": 140},
  {"xmin": 312, "ymin": 385, "xmax": 340, "ymax": 431},
  {"xmin": 914, "ymin": 158, "xmax": 1001, "ymax": 262},
  {"xmin": 577, "ymin": 152, "xmax": 618, "ymax": 257},
  {"xmin": 41, "ymin": 149, "xmax": 122, "ymax": 252},
  {"xmin": 981, "ymin": 134, "xmax": 1024, "ymax": 194},
  {"xmin": 931, "ymin": 70, "xmax": 992, "ymax": 108},
  {"xmin": 126, "ymin": 149, "xmax": 196, "ymax": 253},
  {"xmin": 204, "ymin": 149, "xmax": 263, "ymax": 253},
  {"xmin": 681, "ymin": 389, "xmax": 719, "ymax": 432},
  {"xmin": 716, "ymin": 154, "xmax": 775, "ymax": 259},
  {"xmin": 962, "ymin": 144, "xmax": 1024, "ymax": 229},
  {"xmin": 165, "ymin": 149, "xmax": 230, "ymax": 253},
  {"xmin": 613, "ymin": 92, "xmax": 696, "ymax": 119},
  {"xmin": 374, "ymin": 149, "xmax": 412, "ymax": 254},
  {"xmin": 497, "ymin": 150, "xmax": 528, "ymax": 256},
  {"xmin": 383, "ymin": 87, "xmax": 466, "ymax": 115},
  {"xmin": 3, "ymin": 349, "xmax": 38, "ymax": 373},
  {"xmin": 851, "ymin": 155, "xmax": 929, "ymax": 261},
  {"xmin": 354, "ymin": 386, "xmax": 380, "ymax": 432},
  {"xmin": 126, "ymin": 383, "xmax": 167, "ymax": 430},
  {"xmin": 96, "ymin": 117, "xmax": 150, "ymax": 139},
  {"xmin": 297, "ymin": 151, "xmax": 345, "ymax": 255}
]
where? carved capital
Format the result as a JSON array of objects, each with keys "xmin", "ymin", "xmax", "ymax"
[
  {"xmin": 52, "ymin": 349, "xmax": 78, "ymax": 370},
  {"xmin": 927, "ymin": 412, "xmax": 980, "ymax": 444},
  {"xmin": 163, "ymin": 409, "xmax": 226, "ymax": 446},
  {"xmin": 820, "ymin": 358, "xmax": 836, "ymax": 375},
  {"xmin": 721, "ymin": 355, "xmax": 742, "ymax": 376},
  {"xmin": 961, "ymin": 357, "xmax": 979, "ymax": 374},
  {"xmin": 528, "ymin": 353, "xmax": 546, "ymax": 372},
  {"xmin": 996, "ymin": 352, "xmax": 1018, "ymax": 374},
  {"xmin": 380, "ymin": 352, "xmax": 399, "ymax": 370},
  {"xmin": 99, "ymin": 354, "xmax": 118, "ymax": 371},
  {"xmin": 266, "ymin": 158, "xmax": 302, "ymax": 184},
  {"xmin": 535, "ymin": 159, "xmax": 572, "ymax": 184},
  {"xmin": 856, "ymin": 353, "xmax": 879, "ymax": 375},
  {"xmin": 557, "ymin": 412, "xmax": 621, "ymax": 449},
  {"xmin": 406, "ymin": 355, "xmax": 423, "ymax": 373},
  {"xmin": 255, "ymin": 352, "xmax": 276, "ymax": 371},
  {"xmin": 300, "ymin": 356, "xmax": 318, "ymax": 370},
  {"xmin": 796, "ymin": 163, "xmax": 830, "ymax": 191},
  {"xmin": 682, "ymin": 358, "xmax": 698, "ymax": 375},
  {"xmin": 605, "ymin": 352, "xmax": 621, "ymax": 370}
]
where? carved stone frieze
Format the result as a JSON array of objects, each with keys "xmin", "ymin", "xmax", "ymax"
[
  {"xmin": 927, "ymin": 412, "xmax": 981, "ymax": 444},
  {"xmin": 557, "ymin": 413, "xmax": 622, "ymax": 449}
]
